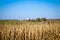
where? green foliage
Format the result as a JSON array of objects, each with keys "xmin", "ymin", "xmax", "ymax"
[
  {"xmin": 31, "ymin": 19, "xmax": 35, "ymax": 22},
  {"xmin": 0, "ymin": 20, "xmax": 21, "ymax": 24},
  {"xmin": 0, "ymin": 18, "xmax": 47, "ymax": 25},
  {"xmin": 35, "ymin": 18, "xmax": 41, "ymax": 22},
  {"xmin": 41, "ymin": 18, "xmax": 47, "ymax": 21}
]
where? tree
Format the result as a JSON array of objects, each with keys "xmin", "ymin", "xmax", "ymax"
[
  {"xmin": 31, "ymin": 19, "xmax": 35, "ymax": 22},
  {"xmin": 41, "ymin": 18, "xmax": 47, "ymax": 21},
  {"xmin": 35, "ymin": 18, "xmax": 41, "ymax": 22}
]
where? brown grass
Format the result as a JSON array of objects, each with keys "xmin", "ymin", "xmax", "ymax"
[{"xmin": 0, "ymin": 20, "xmax": 60, "ymax": 40}]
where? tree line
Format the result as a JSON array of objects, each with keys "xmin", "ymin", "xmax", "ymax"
[{"xmin": 26, "ymin": 18, "xmax": 47, "ymax": 22}]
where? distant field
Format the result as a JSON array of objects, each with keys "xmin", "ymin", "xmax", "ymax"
[{"xmin": 0, "ymin": 20, "xmax": 60, "ymax": 40}]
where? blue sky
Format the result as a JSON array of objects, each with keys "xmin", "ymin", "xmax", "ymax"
[{"xmin": 0, "ymin": 0, "xmax": 60, "ymax": 20}]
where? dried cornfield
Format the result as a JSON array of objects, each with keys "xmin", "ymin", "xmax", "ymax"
[{"xmin": 0, "ymin": 20, "xmax": 60, "ymax": 40}]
